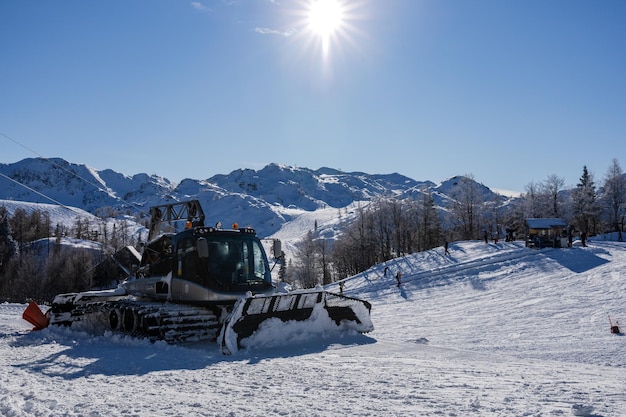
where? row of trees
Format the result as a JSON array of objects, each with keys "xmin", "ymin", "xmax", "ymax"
[
  {"xmin": 288, "ymin": 159, "xmax": 626, "ymax": 288},
  {"xmin": 0, "ymin": 246, "xmax": 94, "ymax": 304},
  {"xmin": 504, "ymin": 159, "xmax": 626, "ymax": 240},
  {"xmin": 3, "ymin": 206, "xmax": 139, "ymax": 249},
  {"xmin": 0, "ymin": 205, "xmax": 140, "ymax": 302},
  {"xmin": 327, "ymin": 194, "xmax": 441, "ymax": 282}
]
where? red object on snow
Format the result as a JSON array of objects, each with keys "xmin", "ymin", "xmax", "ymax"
[{"xmin": 22, "ymin": 301, "xmax": 49, "ymax": 331}]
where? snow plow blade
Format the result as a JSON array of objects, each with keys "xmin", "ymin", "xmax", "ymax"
[
  {"xmin": 22, "ymin": 301, "xmax": 50, "ymax": 331},
  {"xmin": 220, "ymin": 291, "xmax": 373, "ymax": 354}
]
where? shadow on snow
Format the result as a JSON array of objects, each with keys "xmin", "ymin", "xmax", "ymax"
[{"xmin": 10, "ymin": 326, "xmax": 376, "ymax": 379}]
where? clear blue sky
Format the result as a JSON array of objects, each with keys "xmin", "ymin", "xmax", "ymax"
[{"xmin": 1, "ymin": 0, "xmax": 625, "ymax": 195}]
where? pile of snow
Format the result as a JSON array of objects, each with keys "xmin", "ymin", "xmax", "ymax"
[
  {"xmin": 1, "ymin": 240, "xmax": 625, "ymax": 416},
  {"xmin": 221, "ymin": 290, "xmax": 374, "ymax": 354},
  {"xmin": 239, "ymin": 302, "xmax": 356, "ymax": 350}
]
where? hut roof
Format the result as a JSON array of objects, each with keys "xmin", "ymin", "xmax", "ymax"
[{"xmin": 525, "ymin": 218, "xmax": 567, "ymax": 229}]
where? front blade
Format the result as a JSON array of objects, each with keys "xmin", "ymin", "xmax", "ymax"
[{"xmin": 220, "ymin": 291, "xmax": 373, "ymax": 354}]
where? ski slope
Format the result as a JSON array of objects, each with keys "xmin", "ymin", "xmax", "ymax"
[{"xmin": 1, "ymin": 240, "xmax": 625, "ymax": 416}]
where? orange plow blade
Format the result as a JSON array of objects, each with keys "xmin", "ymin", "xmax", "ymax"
[{"xmin": 22, "ymin": 301, "xmax": 49, "ymax": 331}]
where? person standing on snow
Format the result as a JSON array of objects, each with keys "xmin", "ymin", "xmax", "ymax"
[{"xmin": 395, "ymin": 271, "xmax": 402, "ymax": 287}]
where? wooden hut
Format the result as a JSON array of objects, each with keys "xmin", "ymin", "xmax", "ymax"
[{"xmin": 525, "ymin": 218, "xmax": 568, "ymax": 248}]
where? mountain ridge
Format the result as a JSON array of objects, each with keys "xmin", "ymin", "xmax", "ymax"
[{"xmin": 0, "ymin": 157, "xmax": 505, "ymax": 237}]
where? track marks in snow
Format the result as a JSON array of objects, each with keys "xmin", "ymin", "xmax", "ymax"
[{"xmin": 2, "ymin": 242, "xmax": 626, "ymax": 416}]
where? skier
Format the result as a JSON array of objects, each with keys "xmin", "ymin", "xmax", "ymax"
[
  {"xmin": 395, "ymin": 271, "xmax": 402, "ymax": 287},
  {"xmin": 444, "ymin": 240, "xmax": 450, "ymax": 255}
]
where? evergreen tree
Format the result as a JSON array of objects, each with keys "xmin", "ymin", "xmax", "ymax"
[
  {"xmin": 572, "ymin": 166, "xmax": 599, "ymax": 235},
  {"xmin": 0, "ymin": 208, "xmax": 18, "ymax": 271},
  {"xmin": 0, "ymin": 208, "xmax": 19, "ymax": 299},
  {"xmin": 54, "ymin": 224, "xmax": 63, "ymax": 255},
  {"xmin": 8, "ymin": 208, "xmax": 28, "ymax": 245},
  {"xmin": 13, "ymin": 251, "xmax": 45, "ymax": 302},
  {"xmin": 278, "ymin": 251, "xmax": 287, "ymax": 282}
]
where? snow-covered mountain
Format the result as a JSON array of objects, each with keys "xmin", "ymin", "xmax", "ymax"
[
  {"xmin": 0, "ymin": 158, "xmax": 504, "ymax": 237},
  {"xmin": 0, "ymin": 158, "xmax": 176, "ymax": 212}
]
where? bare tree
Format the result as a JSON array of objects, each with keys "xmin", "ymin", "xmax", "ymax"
[
  {"xmin": 293, "ymin": 231, "xmax": 318, "ymax": 288},
  {"xmin": 601, "ymin": 158, "xmax": 626, "ymax": 241},
  {"xmin": 519, "ymin": 175, "xmax": 565, "ymax": 220},
  {"xmin": 316, "ymin": 238, "xmax": 333, "ymax": 285},
  {"xmin": 541, "ymin": 174, "xmax": 566, "ymax": 218},
  {"xmin": 371, "ymin": 199, "xmax": 393, "ymax": 262},
  {"xmin": 450, "ymin": 175, "xmax": 484, "ymax": 240},
  {"xmin": 521, "ymin": 181, "xmax": 542, "ymax": 218},
  {"xmin": 331, "ymin": 204, "xmax": 378, "ymax": 278},
  {"xmin": 419, "ymin": 192, "xmax": 441, "ymax": 251},
  {"xmin": 389, "ymin": 199, "xmax": 405, "ymax": 256}
]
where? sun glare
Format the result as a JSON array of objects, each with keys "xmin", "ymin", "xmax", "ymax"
[
  {"xmin": 308, "ymin": 0, "xmax": 344, "ymax": 37},
  {"xmin": 307, "ymin": 0, "xmax": 345, "ymax": 55}
]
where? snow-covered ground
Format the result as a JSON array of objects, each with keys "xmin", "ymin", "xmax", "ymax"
[
  {"xmin": 2, "ymin": 240, "xmax": 625, "ymax": 416},
  {"xmin": 270, "ymin": 202, "xmax": 366, "ymax": 256}
]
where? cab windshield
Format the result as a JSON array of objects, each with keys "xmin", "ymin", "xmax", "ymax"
[{"xmin": 177, "ymin": 234, "xmax": 272, "ymax": 291}]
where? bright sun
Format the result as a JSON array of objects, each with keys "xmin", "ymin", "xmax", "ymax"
[
  {"xmin": 307, "ymin": 0, "xmax": 345, "ymax": 54},
  {"xmin": 308, "ymin": 0, "xmax": 344, "ymax": 37}
]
